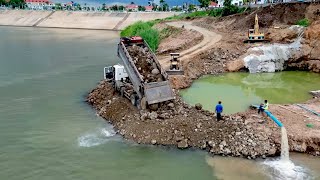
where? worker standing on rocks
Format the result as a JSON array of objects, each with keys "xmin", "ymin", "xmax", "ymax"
[{"xmin": 215, "ymin": 101, "xmax": 223, "ymax": 121}]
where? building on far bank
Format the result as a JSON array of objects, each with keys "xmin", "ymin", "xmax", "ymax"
[
  {"xmin": 145, "ymin": 5, "xmax": 153, "ymax": 12},
  {"xmin": 25, "ymin": 0, "xmax": 55, "ymax": 10},
  {"xmin": 208, "ymin": 1, "xmax": 219, "ymax": 8},
  {"xmin": 126, "ymin": 4, "xmax": 138, "ymax": 11},
  {"xmin": 217, "ymin": 0, "xmax": 243, "ymax": 7}
]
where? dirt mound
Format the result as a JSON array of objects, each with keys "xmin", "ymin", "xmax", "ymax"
[
  {"xmin": 229, "ymin": 3, "xmax": 309, "ymax": 31},
  {"xmin": 157, "ymin": 28, "xmax": 203, "ymax": 55}
]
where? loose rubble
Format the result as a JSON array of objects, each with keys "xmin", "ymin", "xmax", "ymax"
[
  {"xmin": 127, "ymin": 45, "xmax": 164, "ymax": 83},
  {"xmin": 87, "ymin": 81, "xmax": 282, "ymax": 159}
]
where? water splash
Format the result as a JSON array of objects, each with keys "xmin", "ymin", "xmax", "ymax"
[
  {"xmin": 262, "ymin": 127, "xmax": 313, "ymax": 180},
  {"xmin": 263, "ymin": 158, "xmax": 312, "ymax": 180},
  {"xmin": 280, "ymin": 127, "xmax": 289, "ymax": 161},
  {"xmin": 78, "ymin": 127, "xmax": 116, "ymax": 147}
]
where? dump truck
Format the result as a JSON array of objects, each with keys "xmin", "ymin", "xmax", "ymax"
[{"xmin": 104, "ymin": 36, "xmax": 174, "ymax": 110}]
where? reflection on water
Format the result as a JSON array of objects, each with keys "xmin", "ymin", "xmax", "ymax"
[{"xmin": 180, "ymin": 72, "xmax": 320, "ymax": 114}]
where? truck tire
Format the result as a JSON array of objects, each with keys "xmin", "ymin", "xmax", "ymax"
[
  {"xmin": 130, "ymin": 94, "xmax": 137, "ymax": 106},
  {"xmin": 140, "ymin": 97, "xmax": 147, "ymax": 110},
  {"xmin": 120, "ymin": 87, "xmax": 125, "ymax": 97}
]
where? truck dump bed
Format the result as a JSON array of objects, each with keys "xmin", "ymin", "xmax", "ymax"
[{"xmin": 117, "ymin": 37, "xmax": 174, "ymax": 105}]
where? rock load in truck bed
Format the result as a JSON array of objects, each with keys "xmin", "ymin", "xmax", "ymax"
[{"xmin": 127, "ymin": 44, "xmax": 164, "ymax": 83}]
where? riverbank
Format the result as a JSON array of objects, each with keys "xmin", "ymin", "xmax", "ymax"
[
  {"xmin": 0, "ymin": 10, "xmax": 179, "ymax": 30},
  {"xmin": 87, "ymin": 80, "xmax": 320, "ymax": 158},
  {"xmin": 86, "ymin": 3, "xmax": 320, "ymax": 158}
]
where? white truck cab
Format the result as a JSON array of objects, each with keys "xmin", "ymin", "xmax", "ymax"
[{"xmin": 104, "ymin": 64, "xmax": 128, "ymax": 81}]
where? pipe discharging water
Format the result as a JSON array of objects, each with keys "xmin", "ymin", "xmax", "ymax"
[
  {"xmin": 263, "ymin": 124, "xmax": 312, "ymax": 179},
  {"xmin": 280, "ymin": 127, "xmax": 289, "ymax": 161}
]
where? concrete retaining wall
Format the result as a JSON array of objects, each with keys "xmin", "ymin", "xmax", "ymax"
[
  {"xmin": 0, "ymin": 10, "xmax": 51, "ymax": 26},
  {"xmin": 0, "ymin": 10, "xmax": 180, "ymax": 30}
]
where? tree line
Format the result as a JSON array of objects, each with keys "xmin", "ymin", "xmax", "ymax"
[{"xmin": 0, "ymin": 0, "xmax": 25, "ymax": 8}]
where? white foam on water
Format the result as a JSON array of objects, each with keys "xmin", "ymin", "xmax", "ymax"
[
  {"xmin": 262, "ymin": 127, "xmax": 313, "ymax": 180},
  {"xmin": 280, "ymin": 127, "xmax": 289, "ymax": 161},
  {"xmin": 262, "ymin": 158, "xmax": 313, "ymax": 180},
  {"xmin": 78, "ymin": 127, "xmax": 116, "ymax": 147}
]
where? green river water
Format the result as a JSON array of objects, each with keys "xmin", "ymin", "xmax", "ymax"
[{"xmin": 0, "ymin": 27, "xmax": 319, "ymax": 180}]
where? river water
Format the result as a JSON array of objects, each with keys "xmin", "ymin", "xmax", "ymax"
[{"xmin": 0, "ymin": 27, "xmax": 319, "ymax": 180}]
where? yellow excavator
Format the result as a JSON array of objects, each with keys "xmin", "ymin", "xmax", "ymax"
[{"xmin": 244, "ymin": 14, "xmax": 269, "ymax": 43}]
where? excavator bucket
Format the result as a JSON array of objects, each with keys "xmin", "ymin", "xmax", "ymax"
[{"xmin": 166, "ymin": 69, "xmax": 184, "ymax": 75}]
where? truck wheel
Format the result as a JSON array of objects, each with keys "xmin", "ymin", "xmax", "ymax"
[
  {"xmin": 140, "ymin": 97, "xmax": 147, "ymax": 110},
  {"xmin": 130, "ymin": 94, "xmax": 137, "ymax": 106},
  {"xmin": 120, "ymin": 87, "xmax": 125, "ymax": 97}
]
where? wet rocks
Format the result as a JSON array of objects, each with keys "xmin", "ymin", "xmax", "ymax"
[
  {"xmin": 151, "ymin": 139, "xmax": 157, "ymax": 145},
  {"xmin": 177, "ymin": 139, "xmax": 189, "ymax": 149},
  {"xmin": 195, "ymin": 103, "xmax": 203, "ymax": 110}
]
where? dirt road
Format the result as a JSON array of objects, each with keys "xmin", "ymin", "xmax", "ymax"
[{"xmin": 159, "ymin": 21, "xmax": 222, "ymax": 69}]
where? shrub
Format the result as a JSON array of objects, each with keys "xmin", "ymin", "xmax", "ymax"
[
  {"xmin": 208, "ymin": 8, "xmax": 223, "ymax": 17},
  {"xmin": 296, "ymin": 18, "xmax": 310, "ymax": 27}
]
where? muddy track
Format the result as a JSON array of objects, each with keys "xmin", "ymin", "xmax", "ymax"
[{"xmin": 159, "ymin": 21, "xmax": 222, "ymax": 69}]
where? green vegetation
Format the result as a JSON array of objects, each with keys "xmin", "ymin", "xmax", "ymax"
[
  {"xmin": 1, "ymin": 0, "xmax": 25, "ymax": 8},
  {"xmin": 296, "ymin": 18, "xmax": 310, "ymax": 27},
  {"xmin": 198, "ymin": 0, "xmax": 210, "ymax": 7},
  {"xmin": 120, "ymin": 21, "xmax": 159, "ymax": 51},
  {"xmin": 159, "ymin": 27, "xmax": 182, "ymax": 40}
]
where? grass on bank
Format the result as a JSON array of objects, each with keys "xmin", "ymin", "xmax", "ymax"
[
  {"xmin": 296, "ymin": 18, "xmax": 310, "ymax": 27},
  {"xmin": 120, "ymin": 6, "xmax": 248, "ymax": 52},
  {"xmin": 120, "ymin": 21, "xmax": 159, "ymax": 51}
]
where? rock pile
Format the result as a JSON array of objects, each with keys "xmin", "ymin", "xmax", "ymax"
[
  {"xmin": 87, "ymin": 81, "xmax": 280, "ymax": 159},
  {"xmin": 127, "ymin": 45, "xmax": 164, "ymax": 83}
]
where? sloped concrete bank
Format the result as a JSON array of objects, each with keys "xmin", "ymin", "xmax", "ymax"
[{"xmin": 0, "ymin": 10, "xmax": 178, "ymax": 30}]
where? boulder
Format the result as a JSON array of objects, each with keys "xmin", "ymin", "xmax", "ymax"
[
  {"xmin": 167, "ymin": 103, "xmax": 175, "ymax": 109},
  {"xmin": 148, "ymin": 112, "xmax": 158, "ymax": 120},
  {"xmin": 226, "ymin": 59, "xmax": 245, "ymax": 72},
  {"xmin": 195, "ymin": 103, "xmax": 203, "ymax": 110},
  {"xmin": 151, "ymin": 68, "xmax": 160, "ymax": 75},
  {"xmin": 151, "ymin": 139, "xmax": 157, "ymax": 145},
  {"xmin": 177, "ymin": 139, "xmax": 189, "ymax": 149}
]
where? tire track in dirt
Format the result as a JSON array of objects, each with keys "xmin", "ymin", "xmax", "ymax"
[{"xmin": 158, "ymin": 21, "xmax": 222, "ymax": 69}]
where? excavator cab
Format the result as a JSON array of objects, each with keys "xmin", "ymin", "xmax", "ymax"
[{"xmin": 166, "ymin": 53, "xmax": 184, "ymax": 75}]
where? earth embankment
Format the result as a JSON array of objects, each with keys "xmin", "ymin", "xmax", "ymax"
[{"xmin": 87, "ymin": 2, "xmax": 320, "ymax": 158}]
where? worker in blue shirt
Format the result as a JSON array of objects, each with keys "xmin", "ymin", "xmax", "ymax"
[{"xmin": 215, "ymin": 101, "xmax": 223, "ymax": 121}]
